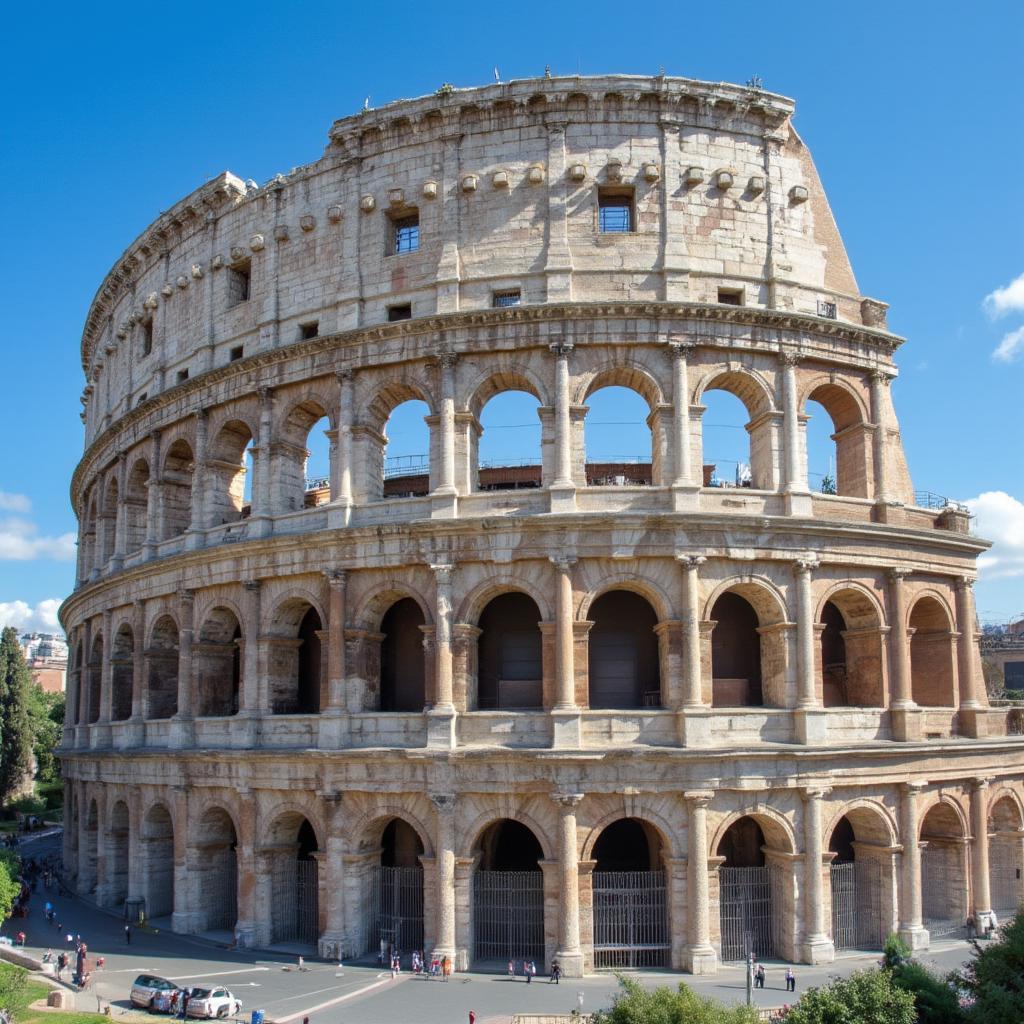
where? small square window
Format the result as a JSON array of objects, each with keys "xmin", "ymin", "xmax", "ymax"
[
  {"xmin": 299, "ymin": 321, "xmax": 319, "ymax": 340},
  {"xmin": 389, "ymin": 212, "xmax": 420, "ymax": 255},
  {"xmin": 141, "ymin": 320, "xmax": 153, "ymax": 357},
  {"xmin": 598, "ymin": 188, "xmax": 634, "ymax": 233},
  {"xmin": 228, "ymin": 259, "xmax": 251, "ymax": 306},
  {"xmin": 136, "ymin": 392, "xmax": 148, "ymax": 406},
  {"xmin": 493, "ymin": 290, "xmax": 521, "ymax": 308},
  {"xmin": 229, "ymin": 345, "xmax": 244, "ymax": 362},
  {"xmin": 388, "ymin": 303, "xmax": 412, "ymax": 322},
  {"xmin": 176, "ymin": 369, "xmax": 189, "ymax": 383},
  {"xmin": 817, "ymin": 299, "xmax": 838, "ymax": 319},
  {"xmin": 718, "ymin": 288, "xmax": 743, "ymax": 306}
]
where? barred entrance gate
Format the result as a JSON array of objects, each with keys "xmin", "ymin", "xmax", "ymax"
[
  {"xmin": 719, "ymin": 866, "xmax": 774, "ymax": 961},
  {"xmin": 921, "ymin": 843, "xmax": 963, "ymax": 938},
  {"xmin": 205, "ymin": 851, "xmax": 238, "ymax": 931},
  {"xmin": 271, "ymin": 857, "xmax": 319, "ymax": 946},
  {"xmin": 830, "ymin": 860, "xmax": 883, "ymax": 950},
  {"xmin": 592, "ymin": 870, "xmax": 668, "ymax": 968},
  {"xmin": 989, "ymin": 838, "xmax": 1022, "ymax": 920},
  {"xmin": 472, "ymin": 870, "xmax": 544, "ymax": 962},
  {"xmin": 364, "ymin": 866, "xmax": 424, "ymax": 955}
]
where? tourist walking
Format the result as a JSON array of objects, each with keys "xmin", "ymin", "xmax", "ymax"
[
  {"xmin": 755, "ymin": 964, "xmax": 765, "ymax": 988},
  {"xmin": 507, "ymin": 959, "xmax": 515, "ymax": 980},
  {"xmin": 442, "ymin": 956, "xmax": 452, "ymax": 981},
  {"xmin": 785, "ymin": 967, "xmax": 796, "ymax": 992},
  {"xmin": 550, "ymin": 960, "xmax": 561, "ymax": 984}
]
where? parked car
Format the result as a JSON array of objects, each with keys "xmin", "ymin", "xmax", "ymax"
[
  {"xmin": 186, "ymin": 987, "xmax": 243, "ymax": 1019},
  {"xmin": 130, "ymin": 975, "xmax": 179, "ymax": 1010}
]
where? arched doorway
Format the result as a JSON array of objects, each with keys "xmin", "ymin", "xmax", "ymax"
[
  {"xmin": 803, "ymin": 384, "xmax": 870, "ymax": 498},
  {"xmin": 472, "ymin": 820, "xmax": 545, "ymax": 965},
  {"xmin": 268, "ymin": 602, "xmax": 322, "ymax": 715},
  {"xmin": 161, "ymin": 439, "xmax": 194, "ymax": 539},
  {"xmin": 920, "ymin": 803, "xmax": 968, "ymax": 936},
  {"xmin": 207, "ymin": 421, "xmax": 253, "ymax": 525},
  {"xmin": 710, "ymin": 593, "xmax": 762, "ymax": 707},
  {"xmin": 124, "ymin": 458, "xmax": 150, "ymax": 554},
  {"xmin": 987, "ymin": 796, "xmax": 1024, "ymax": 921},
  {"xmin": 588, "ymin": 591, "xmax": 661, "ymax": 709},
  {"xmin": 195, "ymin": 608, "xmax": 242, "ymax": 717},
  {"xmin": 819, "ymin": 590, "xmax": 885, "ymax": 707},
  {"xmin": 106, "ymin": 800, "xmax": 130, "ymax": 909},
  {"xmin": 477, "ymin": 593, "xmax": 543, "ymax": 710},
  {"xmin": 363, "ymin": 819, "xmax": 425, "ymax": 958},
  {"xmin": 827, "ymin": 811, "xmax": 892, "ymax": 950},
  {"xmin": 716, "ymin": 817, "xmax": 778, "ymax": 961},
  {"xmin": 87, "ymin": 634, "xmax": 103, "ymax": 723},
  {"xmin": 142, "ymin": 803, "xmax": 175, "ymax": 920},
  {"xmin": 192, "ymin": 808, "xmax": 238, "ymax": 934},
  {"xmin": 909, "ymin": 598, "xmax": 956, "ymax": 707},
  {"xmin": 380, "ymin": 599, "xmax": 426, "ymax": 711},
  {"xmin": 591, "ymin": 819, "xmax": 668, "ymax": 968},
  {"xmin": 146, "ymin": 616, "xmax": 179, "ymax": 720},
  {"xmin": 269, "ymin": 815, "xmax": 320, "ymax": 947},
  {"xmin": 111, "ymin": 625, "xmax": 134, "ymax": 721},
  {"xmin": 80, "ymin": 800, "xmax": 99, "ymax": 895}
]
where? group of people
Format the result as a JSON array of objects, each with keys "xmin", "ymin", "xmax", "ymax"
[
  {"xmin": 751, "ymin": 961, "xmax": 797, "ymax": 993},
  {"xmin": 507, "ymin": 959, "xmax": 538, "ymax": 982},
  {"xmin": 383, "ymin": 948, "xmax": 453, "ymax": 980}
]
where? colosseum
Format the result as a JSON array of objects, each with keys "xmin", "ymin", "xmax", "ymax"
[{"xmin": 59, "ymin": 73, "xmax": 1024, "ymax": 976}]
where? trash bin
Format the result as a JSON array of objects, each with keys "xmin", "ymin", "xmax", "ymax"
[{"xmin": 251, "ymin": 1010, "xmax": 264, "ymax": 1024}]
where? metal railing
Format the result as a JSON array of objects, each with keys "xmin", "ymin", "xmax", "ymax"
[{"xmin": 914, "ymin": 490, "xmax": 970, "ymax": 513}]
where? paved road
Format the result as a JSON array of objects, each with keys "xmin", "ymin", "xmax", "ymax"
[{"xmin": 2, "ymin": 829, "xmax": 983, "ymax": 1024}]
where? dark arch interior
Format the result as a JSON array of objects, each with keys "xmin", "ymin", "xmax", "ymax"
[
  {"xmin": 710, "ymin": 592, "xmax": 762, "ymax": 707},
  {"xmin": 297, "ymin": 819, "xmax": 318, "ymax": 860},
  {"xmin": 380, "ymin": 598, "xmax": 426, "ymax": 711},
  {"xmin": 829, "ymin": 816, "xmax": 856, "ymax": 863},
  {"xmin": 718, "ymin": 817, "xmax": 766, "ymax": 867},
  {"xmin": 477, "ymin": 593, "xmax": 543, "ymax": 709},
  {"xmin": 297, "ymin": 607, "xmax": 322, "ymax": 713},
  {"xmin": 588, "ymin": 590, "xmax": 660, "ymax": 709},
  {"xmin": 593, "ymin": 818, "xmax": 661, "ymax": 872},
  {"xmin": 477, "ymin": 819, "xmax": 543, "ymax": 871},
  {"xmin": 821, "ymin": 601, "xmax": 848, "ymax": 707},
  {"xmin": 381, "ymin": 819, "xmax": 424, "ymax": 868}
]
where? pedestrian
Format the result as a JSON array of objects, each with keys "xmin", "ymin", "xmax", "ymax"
[
  {"xmin": 56, "ymin": 952, "xmax": 66, "ymax": 980},
  {"xmin": 180, "ymin": 988, "xmax": 191, "ymax": 1019},
  {"xmin": 756, "ymin": 964, "xmax": 765, "ymax": 988},
  {"xmin": 550, "ymin": 960, "xmax": 561, "ymax": 984},
  {"xmin": 507, "ymin": 959, "xmax": 514, "ymax": 980},
  {"xmin": 442, "ymin": 956, "xmax": 452, "ymax": 982},
  {"xmin": 785, "ymin": 967, "xmax": 796, "ymax": 992},
  {"xmin": 124, "ymin": 923, "xmax": 131, "ymax": 945},
  {"xmin": 527, "ymin": 959, "xmax": 535, "ymax": 983},
  {"xmin": 469, "ymin": 1012, "xmax": 476, "ymax": 1024}
]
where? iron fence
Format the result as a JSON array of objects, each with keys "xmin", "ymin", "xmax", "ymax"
[
  {"xmin": 592, "ymin": 870, "xmax": 668, "ymax": 968},
  {"xmin": 719, "ymin": 865, "xmax": 775, "ymax": 961},
  {"xmin": 473, "ymin": 870, "xmax": 545, "ymax": 963}
]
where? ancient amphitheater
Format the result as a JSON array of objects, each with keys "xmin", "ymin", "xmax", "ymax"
[{"xmin": 59, "ymin": 74, "xmax": 1024, "ymax": 976}]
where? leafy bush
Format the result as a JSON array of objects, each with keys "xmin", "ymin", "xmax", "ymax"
[
  {"xmin": 591, "ymin": 976, "xmax": 760, "ymax": 1024},
  {"xmin": 958, "ymin": 912, "xmax": 1024, "ymax": 1023},
  {"xmin": 890, "ymin": 958, "xmax": 965, "ymax": 1024},
  {"xmin": 0, "ymin": 849, "xmax": 21, "ymax": 923},
  {"xmin": 0, "ymin": 961, "xmax": 28, "ymax": 1013},
  {"xmin": 780, "ymin": 968, "xmax": 916, "ymax": 1024},
  {"xmin": 6, "ymin": 797, "xmax": 44, "ymax": 816}
]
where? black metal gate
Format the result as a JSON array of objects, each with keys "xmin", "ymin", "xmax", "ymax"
[
  {"xmin": 989, "ymin": 838, "xmax": 1022, "ymax": 919},
  {"xmin": 205, "ymin": 851, "xmax": 238, "ymax": 931},
  {"xmin": 364, "ymin": 866, "xmax": 424, "ymax": 955},
  {"xmin": 921, "ymin": 844, "xmax": 963, "ymax": 938},
  {"xmin": 271, "ymin": 856, "xmax": 319, "ymax": 945},
  {"xmin": 719, "ymin": 865, "xmax": 775, "ymax": 961},
  {"xmin": 831, "ymin": 860, "xmax": 884, "ymax": 950},
  {"xmin": 592, "ymin": 870, "xmax": 668, "ymax": 968},
  {"xmin": 472, "ymin": 870, "xmax": 544, "ymax": 962}
]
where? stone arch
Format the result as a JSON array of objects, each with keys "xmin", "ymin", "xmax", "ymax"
[
  {"xmin": 711, "ymin": 807, "xmax": 797, "ymax": 859},
  {"xmin": 106, "ymin": 799, "xmax": 130, "ymax": 909},
  {"xmin": 355, "ymin": 580, "xmax": 434, "ymax": 632},
  {"xmin": 579, "ymin": 363, "xmax": 665, "ymax": 409},
  {"xmin": 80, "ymin": 797, "xmax": 99, "ymax": 894},
  {"xmin": 988, "ymin": 790, "xmax": 1024, "ymax": 918},
  {"xmin": 989, "ymin": 788, "xmax": 1024, "ymax": 830},
  {"xmin": 908, "ymin": 593, "xmax": 957, "ymax": 707},
  {"xmin": 364, "ymin": 378, "xmax": 435, "ymax": 435},
  {"xmin": 141, "ymin": 800, "xmax": 175, "ymax": 920},
  {"xmin": 124, "ymin": 457, "xmax": 150, "ymax": 553},
  {"xmin": 457, "ymin": 576, "xmax": 553, "ymax": 626},
  {"xmin": 466, "ymin": 367, "xmax": 547, "ymax": 420},
  {"xmin": 87, "ymin": 631, "xmax": 103, "ymax": 724},
  {"xmin": 800, "ymin": 377, "xmax": 871, "ymax": 498},
  {"xmin": 146, "ymin": 614, "xmax": 179, "ymax": 720},
  {"xmin": 578, "ymin": 574, "xmax": 674, "ymax": 623},
  {"xmin": 194, "ymin": 606, "xmax": 242, "ymax": 717},
  {"xmin": 474, "ymin": 591, "xmax": 544, "ymax": 710},
  {"xmin": 587, "ymin": 589, "xmax": 662, "ymax": 710},
  {"xmin": 274, "ymin": 395, "xmax": 335, "ymax": 512},
  {"xmin": 266, "ymin": 595, "xmax": 323, "ymax": 715},
  {"xmin": 101, "ymin": 474, "xmax": 119, "ymax": 564},
  {"xmin": 263, "ymin": 808, "xmax": 322, "ymax": 947},
  {"xmin": 379, "ymin": 596, "xmax": 426, "ymax": 712},
  {"xmin": 581, "ymin": 808, "xmax": 677, "ymax": 863},
  {"xmin": 463, "ymin": 810, "xmax": 555, "ymax": 863},
  {"xmin": 353, "ymin": 809, "xmax": 435, "ymax": 860},
  {"xmin": 161, "ymin": 437, "xmax": 194, "ymax": 540},
  {"xmin": 824, "ymin": 799, "xmax": 898, "ymax": 850},
  {"xmin": 191, "ymin": 804, "xmax": 239, "ymax": 934},
  {"xmin": 206, "ymin": 419, "xmax": 254, "ymax": 526},
  {"xmin": 110, "ymin": 622, "xmax": 134, "ymax": 721},
  {"xmin": 816, "ymin": 585, "xmax": 886, "ymax": 707},
  {"xmin": 919, "ymin": 797, "xmax": 969, "ymax": 929},
  {"xmin": 362, "ymin": 377, "xmax": 434, "ymax": 501},
  {"xmin": 81, "ymin": 490, "xmax": 99, "ymax": 576}
]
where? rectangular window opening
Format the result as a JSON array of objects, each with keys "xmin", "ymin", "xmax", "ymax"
[
  {"xmin": 136, "ymin": 393, "xmax": 148, "ymax": 406},
  {"xmin": 299, "ymin": 321, "xmax": 320, "ymax": 340},
  {"xmin": 141, "ymin": 320, "xmax": 153, "ymax": 357},
  {"xmin": 389, "ymin": 211, "xmax": 420, "ymax": 255},
  {"xmin": 176, "ymin": 369, "xmax": 189, "ymax": 383},
  {"xmin": 229, "ymin": 345, "xmax": 244, "ymax": 362},
  {"xmin": 387, "ymin": 303, "xmax": 413, "ymax": 322},
  {"xmin": 493, "ymin": 290, "xmax": 522, "ymax": 308},
  {"xmin": 718, "ymin": 288, "xmax": 743, "ymax": 306},
  {"xmin": 228, "ymin": 259, "xmax": 251, "ymax": 306},
  {"xmin": 598, "ymin": 187, "xmax": 634, "ymax": 233},
  {"xmin": 817, "ymin": 299, "xmax": 838, "ymax": 319}
]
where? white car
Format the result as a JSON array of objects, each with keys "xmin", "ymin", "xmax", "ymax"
[{"xmin": 185, "ymin": 987, "xmax": 243, "ymax": 1019}]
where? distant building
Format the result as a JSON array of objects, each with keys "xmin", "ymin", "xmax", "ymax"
[
  {"xmin": 983, "ymin": 619, "xmax": 1024, "ymax": 693},
  {"xmin": 20, "ymin": 633, "xmax": 67, "ymax": 694}
]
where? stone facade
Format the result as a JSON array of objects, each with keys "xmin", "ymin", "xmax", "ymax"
[{"xmin": 60, "ymin": 74, "xmax": 1024, "ymax": 974}]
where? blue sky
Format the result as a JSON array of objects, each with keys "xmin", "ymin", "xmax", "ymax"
[{"xmin": 1, "ymin": 0, "xmax": 1022, "ymax": 632}]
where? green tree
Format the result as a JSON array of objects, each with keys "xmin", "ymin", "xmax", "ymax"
[
  {"xmin": 958, "ymin": 913, "xmax": 1024, "ymax": 1023},
  {"xmin": 780, "ymin": 969, "xmax": 916, "ymax": 1024},
  {"xmin": 592, "ymin": 977, "xmax": 760, "ymax": 1024},
  {"xmin": 26, "ymin": 684, "xmax": 63, "ymax": 784},
  {"xmin": 0, "ymin": 849, "xmax": 22, "ymax": 922},
  {"xmin": 882, "ymin": 934, "xmax": 966, "ymax": 1024},
  {"xmin": 0, "ymin": 629, "xmax": 33, "ymax": 803}
]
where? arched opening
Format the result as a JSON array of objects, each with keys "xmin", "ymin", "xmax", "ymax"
[
  {"xmin": 161, "ymin": 439, "xmax": 194, "ymax": 540},
  {"xmin": 380, "ymin": 598, "xmax": 426, "ymax": 712},
  {"xmin": 87, "ymin": 634, "xmax": 103, "ymax": 724},
  {"xmin": 588, "ymin": 591, "xmax": 661, "ymax": 710},
  {"xmin": 268, "ymin": 814, "xmax": 320, "ymax": 948},
  {"xmin": 909, "ymin": 597, "xmax": 956, "ymax": 707},
  {"xmin": 268, "ymin": 602, "xmax": 322, "ymax": 715},
  {"xmin": 277, "ymin": 400, "xmax": 332, "ymax": 512},
  {"xmin": 710, "ymin": 592, "xmax": 762, "ymax": 707},
  {"xmin": 716, "ymin": 817, "xmax": 780, "ymax": 961},
  {"xmin": 827, "ymin": 811, "xmax": 891, "ymax": 950},
  {"xmin": 584, "ymin": 386, "xmax": 657, "ymax": 486},
  {"xmin": 804, "ymin": 385, "xmax": 870, "ymax": 498},
  {"xmin": 591, "ymin": 819, "xmax": 668, "ymax": 968},
  {"xmin": 380, "ymin": 399, "xmax": 432, "ymax": 499},
  {"xmin": 362, "ymin": 819, "xmax": 425, "ymax": 959},
  {"xmin": 81, "ymin": 495, "xmax": 98, "ymax": 577},
  {"xmin": 195, "ymin": 608, "xmax": 242, "ymax": 717},
  {"xmin": 920, "ymin": 803, "xmax": 968, "ymax": 936},
  {"xmin": 142, "ymin": 803, "xmax": 175, "ymax": 920},
  {"xmin": 124, "ymin": 458, "xmax": 150, "ymax": 553},
  {"xmin": 192, "ymin": 807, "xmax": 238, "ymax": 935},
  {"xmin": 80, "ymin": 799, "xmax": 99, "ymax": 894},
  {"xmin": 819, "ymin": 590, "xmax": 885, "ymax": 707},
  {"xmin": 207, "ymin": 421, "xmax": 253, "ymax": 526},
  {"xmin": 102, "ymin": 476, "xmax": 119, "ymax": 564},
  {"xmin": 145, "ymin": 616, "xmax": 179, "ymax": 720},
  {"xmin": 472, "ymin": 820, "xmax": 545, "ymax": 965},
  {"xmin": 111, "ymin": 624, "xmax": 134, "ymax": 721},
  {"xmin": 474, "ymin": 388, "xmax": 543, "ymax": 492},
  {"xmin": 303, "ymin": 413, "xmax": 332, "ymax": 508},
  {"xmin": 70, "ymin": 642, "xmax": 83, "ymax": 727},
  {"xmin": 106, "ymin": 800, "xmax": 130, "ymax": 910},
  {"xmin": 987, "ymin": 796, "xmax": 1024, "ymax": 920},
  {"xmin": 701, "ymin": 377, "xmax": 773, "ymax": 490},
  {"xmin": 477, "ymin": 593, "xmax": 543, "ymax": 710}
]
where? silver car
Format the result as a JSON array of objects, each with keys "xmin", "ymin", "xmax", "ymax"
[
  {"xmin": 130, "ymin": 975, "xmax": 179, "ymax": 1009},
  {"xmin": 185, "ymin": 987, "xmax": 243, "ymax": 1019}
]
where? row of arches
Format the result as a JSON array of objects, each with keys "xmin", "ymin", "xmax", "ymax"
[{"xmin": 70, "ymin": 789, "xmax": 1024, "ymax": 966}]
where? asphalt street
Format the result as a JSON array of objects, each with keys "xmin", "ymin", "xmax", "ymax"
[{"xmin": 1, "ymin": 829, "xmax": 983, "ymax": 1024}]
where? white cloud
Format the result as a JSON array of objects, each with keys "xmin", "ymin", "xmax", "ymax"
[
  {"xmin": 0, "ymin": 492, "xmax": 31, "ymax": 513},
  {"xmin": 0, "ymin": 517, "xmax": 76, "ymax": 561},
  {"xmin": 967, "ymin": 491, "xmax": 1024, "ymax": 580},
  {"xmin": 0, "ymin": 599, "xmax": 63, "ymax": 633},
  {"xmin": 992, "ymin": 325, "xmax": 1024, "ymax": 363},
  {"xmin": 984, "ymin": 272, "xmax": 1024, "ymax": 318}
]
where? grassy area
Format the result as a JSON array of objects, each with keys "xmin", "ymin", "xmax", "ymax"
[{"xmin": 0, "ymin": 962, "xmax": 109, "ymax": 1024}]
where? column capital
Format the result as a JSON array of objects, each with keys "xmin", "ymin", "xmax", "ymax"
[
  {"xmin": 258, "ymin": 385, "xmax": 274, "ymax": 407},
  {"xmin": 801, "ymin": 784, "xmax": 832, "ymax": 800},
  {"xmin": 177, "ymin": 588, "xmax": 195, "ymax": 605},
  {"xmin": 430, "ymin": 562, "xmax": 456, "ymax": 583},
  {"xmin": 794, "ymin": 557, "xmax": 820, "ymax": 575},
  {"xmin": 243, "ymin": 579, "xmax": 261, "ymax": 593},
  {"xmin": 430, "ymin": 793, "xmax": 456, "ymax": 813},
  {"xmin": 954, "ymin": 575, "xmax": 977, "ymax": 592},
  {"xmin": 676, "ymin": 554, "xmax": 706, "ymax": 570},
  {"xmin": 970, "ymin": 777, "xmax": 993, "ymax": 793},
  {"xmin": 336, "ymin": 367, "xmax": 355, "ymax": 384},
  {"xmin": 550, "ymin": 555, "xmax": 577, "ymax": 575},
  {"xmin": 549, "ymin": 342, "xmax": 574, "ymax": 358},
  {"xmin": 325, "ymin": 568, "xmax": 348, "ymax": 587},
  {"xmin": 669, "ymin": 340, "xmax": 697, "ymax": 359},
  {"xmin": 436, "ymin": 350, "xmax": 459, "ymax": 370},
  {"xmin": 888, "ymin": 567, "xmax": 912, "ymax": 583},
  {"xmin": 780, "ymin": 351, "xmax": 802, "ymax": 367},
  {"xmin": 870, "ymin": 369, "xmax": 894, "ymax": 386},
  {"xmin": 684, "ymin": 790, "xmax": 714, "ymax": 807},
  {"xmin": 902, "ymin": 780, "xmax": 928, "ymax": 794},
  {"xmin": 150, "ymin": 428, "xmax": 162, "ymax": 443},
  {"xmin": 553, "ymin": 792, "xmax": 584, "ymax": 809}
]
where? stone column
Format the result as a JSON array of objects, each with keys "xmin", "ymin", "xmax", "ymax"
[
  {"xmin": 436, "ymin": 133, "xmax": 463, "ymax": 312},
  {"xmin": 330, "ymin": 369, "xmax": 354, "ymax": 526},
  {"xmin": 99, "ymin": 608, "xmax": 113, "ymax": 724},
  {"xmin": 79, "ymin": 618, "xmax": 93, "ymax": 727},
  {"xmin": 321, "ymin": 570, "xmax": 348, "ymax": 749},
  {"xmin": 240, "ymin": 581, "xmax": 262, "ymax": 716},
  {"xmin": 250, "ymin": 387, "xmax": 274, "ymax": 534},
  {"xmin": 677, "ymin": 555, "xmax": 710, "ymax": 747},
  {"xmin": 970, "ymin": 778, "xmax": 994, "ymax": 928},
  {"xmin": 801, "ymin": 785, "xmax": 835, "ymax": 963},
  {"xmin": 898, "ymin": 780, "xmax": 929, "ymax": 950},
  {"xmin": 955, "ymin": 578, "xmax": 985, "ymax": 736},
  {"xmin": 170, "ymin": 785, "xmax": 191, "ymax": 933},
  {"xmin": 430, "ymin": 794, "xmax": 457, "ymax": 964},
  {"xmin": 670, "ymin": 343, "xmax": 699, "ymax": 510},
  {"xmin": 431, "ymin": 352, "xmax": 458, "ymax": 518},
  {"xmin": 233, "ymin": 790, "xmax": 258, "ymax": 947},
  {"xmin": 427, "ymin": 564, "xmax": 457, "ymax": 748},
  {"xmin": 684, "ymin": 791, "xmax": 717, "ymax": 974},
  {"xmin": 554, "ymin": 793, "xmax": 584, "ymax": 976},
  {"xmin": 887, "ymin": 569, "xmax": 921, "ymax": 741},
  {"xmin": 111, "ymin": 452, "xmax": 127, "ymax": 569},
  {"xmin": 781, "ymin": 352, "xmax": 811, "ymax": 514},
  {"xmin": 318, "ymin": 796, "xmax": 347, "ymax": 958},
  {"xmin": 145, "ymin": 429, "xmax": 162, "ymax": 556},
  {"xmin": 870, "ymin": 371, "xmax": 892, "ymax": 506},
  {"xmin": 130, "ymin": 600, "xmax": 145, "ymax": 721},
  {"xmin": 550, "ymin": 556, "xmax": 582, "ymax": 748},
  {"xmin": 185, "ymin": 408, "xmax": 208, "ymax": 548},
  {"xmin": 172, "ymin": 590, "xmax": 195, "ymax": 746},
  {"xmin": 549, "ymin": 343, "xmax": 576, "ymax": 511},
  {"xmin": 793, "ymin": 558, "xmax": 827, "ymax": 744}
]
